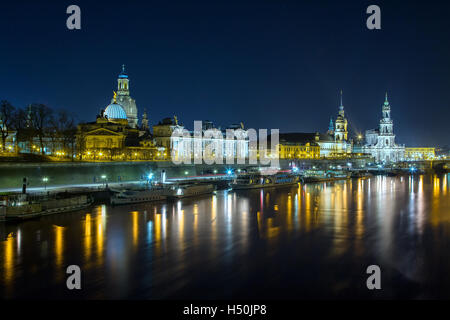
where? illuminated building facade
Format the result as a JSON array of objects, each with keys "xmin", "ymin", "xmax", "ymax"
[
  {"xmin": 284, "ymin": 93, "xmax": 351, "ymax": 158},
  {"xmin": 76, "ymin": 93, "xmax": 157, "ymax": 161},
  {"xmin": 364, "ymin": 93, "xmax": 405, "ymax": 163},
  {"xmin": 273, "ymin": 133, "xmax": 320, "ymax": 159},
  {"xmin": 153, "ymin": 117, "xmax": 249, "ymax": 162},
  {"xmin": 153, "ymin": 116, "xmax": 183, "ymax": 152},
  {"xmin": 405, "ymin": 147, "xmax": 435, "ymax": 160},
  {"xmin": 277, "ymin": 142, "xmax": 320, "ymax": 159},
  {"xmin": 298, "ymin": 91, "xmax": 352, "ymax": 157}
]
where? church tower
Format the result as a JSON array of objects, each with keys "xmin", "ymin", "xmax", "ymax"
[
  {"xmin": 334, "ymin": 90, "xmax": 348, "ymax": 141},
  {"xmin": 327, "ymin": 117, "xmax": 334, "ymax": 135},
  {"xmin": 363, "ymin": 92, "xmax": 405, "ymax": 163},
  {"xmin": 377, "ymin": 93, "xmax": 395, "ymax": 147},
  {"xmin": 117, "ymin": 64, "xmax": 130, "ymax": 95},
  {"xmin": 112, "ymin": 65, "xmax": 138, "ymax": 128},
  {"xmin": 142, "ymin": 109, "xmax": 149, "ymax": 131}
]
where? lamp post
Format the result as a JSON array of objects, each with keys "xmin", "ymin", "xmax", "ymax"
[
  {"xmin": 101, "ymin": 175, "xmax": 107, "ymax": 188},
  {"xmin": 42, "ymin": 177, "xmax": 49, "ymax": 190}
]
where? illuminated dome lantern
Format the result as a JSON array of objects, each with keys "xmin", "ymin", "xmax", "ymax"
[{"xmin": 104, "ymin": 103, "xmax": 127, "ymax": 120}]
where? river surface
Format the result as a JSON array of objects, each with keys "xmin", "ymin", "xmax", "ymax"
[{"xmin": 1, "ymin": 174, "xmax": 449, "ymax": 299}]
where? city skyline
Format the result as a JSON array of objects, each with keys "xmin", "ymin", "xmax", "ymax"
[{"xmin": 1, "ymin": 1, "xmax": 449, "ymax": 147}]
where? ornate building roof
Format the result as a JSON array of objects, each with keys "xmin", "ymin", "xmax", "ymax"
[{"xmin": 104, "ymin": 103, "xmax": 127, "ymax": 120}]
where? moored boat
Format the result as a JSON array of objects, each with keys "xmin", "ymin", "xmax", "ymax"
[
  {"xmin": 350, "ymin": 171, "xmax": 372, "ymax": 179},
  {"xmin": 165, "ymin": 183, "xmax": 215, "ymax": 199},
  {"xmin": 110, "ymin": 189, "xmax": 167, "ymax": 205},
  {"xmin": 232, "ymin": 171, "xmax": 300, "ymax": 190},
  {"xmin": 302, "ymin": 170, "xmax": 350, "ymax": 183},
  {"xmin": 3, "ymin": 193, "xmax": 93, "ymax": 221}
]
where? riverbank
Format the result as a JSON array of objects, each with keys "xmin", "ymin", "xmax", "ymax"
[{"xmin": 0, "ymin": 158, "xmax": 376, "ymax": 189}]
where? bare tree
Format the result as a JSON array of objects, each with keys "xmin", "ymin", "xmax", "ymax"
[
  {"xmin": 29, "ymin": 104, "xmax": 53, "ymax": 155},
  {"xmin": 51, "ymin": 110, "xmax": 77, "ymax": 159},
  {"xmin": 0, "ymin": 100, "xmax": 15, "ymax": 152},
  {"xmin": 10, "ymin": 108, "xmax": 28, "ymax": 152}
]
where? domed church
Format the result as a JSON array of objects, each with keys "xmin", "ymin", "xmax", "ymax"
[
  {"xmin": 75, "ymin": 74, "xmax": 157, "ymax": 162},
  {"xmin": 103, "ymin": 93, "xmax": 128, "ymax": 124}
]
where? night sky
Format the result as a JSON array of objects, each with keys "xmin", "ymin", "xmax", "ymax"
[{"xmin": 1, "ymin": 0, "xmax": 449, "ymax": 146}]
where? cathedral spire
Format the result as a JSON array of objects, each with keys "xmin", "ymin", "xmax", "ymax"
[
  {"xmin": 338, "ymin": 90, "xmax": 345, "ymax": 117},
  {"xmin": 328, "ymin": 117, "xmax": 334, "ymax": 132}
]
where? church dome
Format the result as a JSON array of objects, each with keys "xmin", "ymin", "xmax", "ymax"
[{"xmin": 104, "ymin": 103, "xmax": 127, "ymax": 120}]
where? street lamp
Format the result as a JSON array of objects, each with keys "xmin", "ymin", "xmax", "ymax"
[
  {"xmin": 101, "ymin": 175, "xmax": 107, "ymax": 187},
  {"xmin": 42, "ymin": 177, "xmax": 49, "ymax": 190}
]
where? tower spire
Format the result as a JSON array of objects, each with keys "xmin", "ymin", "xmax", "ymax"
[
  {"xmin": 328, "ymin": 117, "xmax": 334, "ymax": 134},
  {"xmin": 338, "ymin": 90, "xmax": 345, "ymax": 117},
  {"xmin": 122, "ymin": 64, "xmax": 126, "ymax": 73},
  {"xmin": 385, "ymin": 91, "xmax": 388, "ymax": 102}
]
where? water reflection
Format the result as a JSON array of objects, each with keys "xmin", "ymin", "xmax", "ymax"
[{"xmin": 1, "ymin": 174, "xmax": 450, "ymax": 299}]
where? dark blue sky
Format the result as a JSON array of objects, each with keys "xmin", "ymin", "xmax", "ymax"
[{"xmin": 1, "ymin": 0, "xmax": 449, "ymax": 146}]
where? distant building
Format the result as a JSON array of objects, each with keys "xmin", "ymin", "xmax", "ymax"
[
  {"xmin": 352, "ymin": 133, "xmax": 365, "ymax": 154},
  {"xmin": 365, "ymin": 129, "xmax": 379, "ymax": 145},
  {"xmin": 364, "ymin": 93, "xmax": 405, "ymax": 163},
  {"xmin": 0, "ymin": 119, "xmax": 16, "ymax": 152},
  {"xmin": 275, "ymin": 133, "xmax": 320, "ymax": 159},
  {"xmin": 202, "ymin": 120, "xmax": 215, "ymax": 131},
  {"xmin": 153, "ymin": 116, "xmax": 183, "ymax": 153},
  {"xmin": 405, "ymin": 147, "xmax": 435, "ymax": 160},
  {"xmin": 153, "ymin": 117, "xmax": 248, "ymax": 162},
  {"xmin": 284, "ymin": 91, "xmax": 352, "ymax": 157},
  {"xmin": 435, "ymin": 146, "xmax": 450, "ymax": 159},
  {"xmin": 76, "ymin": 92, "xmax": 156, "ymax": 161}
]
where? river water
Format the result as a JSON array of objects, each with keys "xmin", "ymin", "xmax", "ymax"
[{"xmin": 1, "ymin": 174, "xmax": 449, "ymax": 299}]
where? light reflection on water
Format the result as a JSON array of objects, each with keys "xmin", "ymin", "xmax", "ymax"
[{"xmin": 1, "ymin": 174, "xmax": 450, "ymax": 299}]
